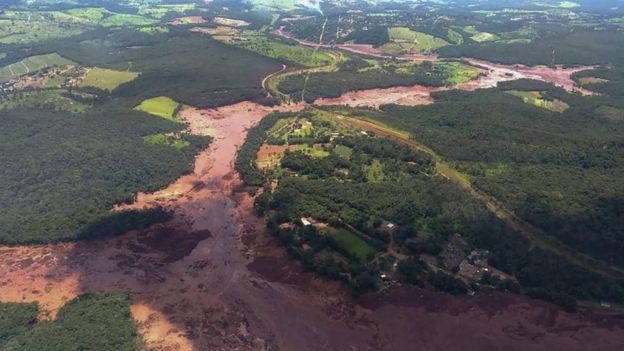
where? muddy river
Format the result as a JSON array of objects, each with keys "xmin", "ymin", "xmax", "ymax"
[{"xmin": 1, "ymin": 40, "xmax": 622, "ymax": 351}]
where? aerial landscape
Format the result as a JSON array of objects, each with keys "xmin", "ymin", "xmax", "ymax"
[{"xmin": 0, "ymin": 0, "xmax": 624, "ymax": 350}]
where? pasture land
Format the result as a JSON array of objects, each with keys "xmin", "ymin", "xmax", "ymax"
[
  {"xmin": 135, "ymin": 96, "xmax": 181, "ymax": 120},
  {"xmin": 64, "ymin": 7, "xmax": 111, "ymax": 21},
  {"xmin": 137, "ymin": 3, "xmax": 196, "ymax": 19},
  {"xmin": 382, "ymin": 27, "xmax": 449, "ymax": 54},
  {"xmin": 325, "ymin": 227, "xmax": 377, "ymax": 262},
  {"xmin": 0, "ymin": 12, "xmax": 87, "ymax": 44},
  {"xmin": 0, "ymin": 53, "xmax": 75, "ymax": 83},
  {"xmin": 506, "ymin": 90, "xmax": 569, "ymax": 112},
  {"xmin": 204, "ymin": 28, "xmax": 335, "ymax": 67},
  {"xmin": 462, "ymin": 26, "xmax": 499, "ymax": 42},
  {"xmin": 100, "ymin": 13, "xmax": 157, "ymax": 27},
  {"xmin": 80, "ymin": 68, "xmax": 139, "ymax": 91}
]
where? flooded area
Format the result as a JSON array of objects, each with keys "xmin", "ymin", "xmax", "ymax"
[{"xmin": 0, "ymin": 38, "xmax": 621, "ymax": 351}]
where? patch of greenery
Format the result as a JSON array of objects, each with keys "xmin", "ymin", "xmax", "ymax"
[
  {"xmin": 382, "ymin": 27, "xmax": 449, "ymax": 54},
  {"xmin": 100, "ymin": 13, "xmax": 157, "ymax": 27},
  {"xmin": 506, "ymin": 90, "xmax": 569, "ymax": 112},
  {"xmin": 80, "ymin": 67, "xmax": 139, "ymax": 91},
  {"xmin": 324, "ymin": 227, "xmax": 377, "ymax": 262},
  {"xmin": 135, "ymin": 96, "xmax": 180, "ymax": 120},
  {"xmin": 209, "ymin": 29, "xmax": 335, "ymax": 67},
  {"xmin": 0, "ymin": 53, "xmax": 74, "ymax": 83},
  {"xmin": 2, "ymin": 293, "xmax": 143, "ymax": 351}
]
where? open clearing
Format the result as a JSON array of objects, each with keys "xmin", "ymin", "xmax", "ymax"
[
  {"xmin": 0, "ymin": 53, "xmax": 74, "ymax": 83},
  {"xmin": 80, "ymin": 68, "xmax": 139, "ymax": 91},
  {"xmin": 506, "ymin": 90, "xmax": 570, "ymax": 112},
  {"xmin": 325, "ymin": 227, "xmax": 377, "ymax": 261},
  {"xmin": 382, "ymin": 27, "xmax": 449, "ymax": 55},
  {"xmin": 134, "ymin": 96, "xmax": 180, "ymax": 120},
  {"xmin": 99, "ymin": 13, "xmax": 157, "ymax": 27}
]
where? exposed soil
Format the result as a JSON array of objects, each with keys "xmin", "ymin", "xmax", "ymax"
[
  {"xmin": 315, "ymin": 85, "xmax": 436, "ymax": 108},
  {"xmin": 1, "ymin": 54, "xmax": 623, "ymax": 351}
]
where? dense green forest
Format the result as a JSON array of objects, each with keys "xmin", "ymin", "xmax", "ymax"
[
  {"xmin": 0, "ymin": 294, "xmax": 142, "ymax": 350},
  {"xmin": 374, "ymin": 83, "xmax": 624, "ymax": 268},
  {"xmin": 0, "ymin": 105, "xmax": 210, "ymax": 243}
]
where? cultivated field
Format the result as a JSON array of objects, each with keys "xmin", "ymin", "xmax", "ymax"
[
  {"xmin": 135, "ymin": 96, "xmax": 180, "ymax": 120},
  {"xmin": 80, "ymin": 68, "xmax": 139, "ymax": 91},
  {"xmin": 0, "ymin": 53, "xmax": 74, "ymax": 83},
  {"xmin": 382, "ymin": 27, "xmax": 449, "ymax": 54}
]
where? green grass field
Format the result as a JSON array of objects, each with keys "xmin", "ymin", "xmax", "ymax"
[
  {"xmin": 137, "ymin": 3, "xmax": 196, "ymax": 19},
  {"xmin": 80, "ymin": 68, "xmax": 139, "ymax": 91},
  {"xmin": 0, "ymin": 12, "xmax": 87, "ymax": 44},
  {"xmin": 211, "ymin": 29, "xmax": 335, "ymax": 67},
  {"xmin": 462, "ymin": 26, "xmax": 499, "ymax": 42},
  {"xmin": 64, "ymin": 7, "xmax": 111, "ymax": 21},
  {"xmin": 99, "ymin": 13, "xmax": 157, "ymax": 27},
  {"xmin": 325, "ymin": 227, "xmax": 377, "ymax": 261},
  {"xmin": 382, "ymin": 27, "xmax": 449, "ymax": 54},
  {"xmin": 135, "ymin": 96, "xmax": 180, "ymax": 120},
  {"xmin": 506, "ymin": 90, "xmax": 569, "ymax": 112},
  {"xmin": 0, "ymin": 53, "xmax": 75, "ymax": 83}
]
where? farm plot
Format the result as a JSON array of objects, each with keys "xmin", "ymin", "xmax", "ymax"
[
  {"xmin": 0, "ymin": 12, "xmax": 88, "ymax": 44},
  {"xmin": 135, "ymin": 96, "xmax": 181, "ymax": 120},
  {"xmin": 462, "ymin": 26, "xmax": 499, "ymax": 42},
  {"xmin": 200, "ymin": 28, "xmax": 335, "ymax": 67},
  {"xmin": 0, "ymin": 54, "xmax": 75, "ymax": 83},
  {"xmin": 324, "ymin": 227, "xmax": 377, "ymax": 262},
  {"xmin": 79, "ymin": 68, "xmax": 139, "ymax": 91},
  {"xmin": 381, "ymin": 27, "xmax": 449, "ymax": 55},
  {"xmin": 99, "ymin": 13, "xmax": 157, "ymax": 27}
]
